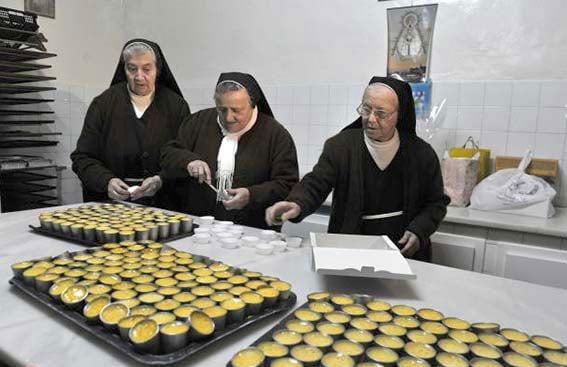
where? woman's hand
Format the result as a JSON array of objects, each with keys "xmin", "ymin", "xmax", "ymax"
[
  {"xmin": 187, "ymin": 160, "xmax": 212, "ymax": 184},
  {"xmin": 265, "ymin": 201, "xmax": 301, "ymax": 226},
  {"xmin": 130, "ymin": 175, "xmax": 162, "ymax": 200},
  {"xmin": 107, "ymin": 178, "xmax": 130, "ymax": 200}
]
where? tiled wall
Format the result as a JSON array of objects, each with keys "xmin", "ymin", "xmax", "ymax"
[{"xmin": 21, "ymin": 80, "xmax": 567, "ymax": 208}]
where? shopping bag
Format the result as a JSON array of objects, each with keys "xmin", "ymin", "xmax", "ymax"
[
  {"xmin": 442, "ymin": 151, "xmax": 479, "ymax": 207},
  {"xmin": 470, "ymin": 150, "xmax": 556, "ymax": 217},
  {"xmin": 449, "ymin": 136, "xmax": 491, "ymax": 182}
]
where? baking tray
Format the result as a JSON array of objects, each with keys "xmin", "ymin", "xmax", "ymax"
[
  {"xmin": 10, "ymin": 277, "xmax": 297, "ymax": 366},
  {"xmin": 29, "ymin": 223, "xmax": 198, "ymax": 247},
  {"xmin": 225, "ymin": 300, "xmax": 309, "ymax": 366}
]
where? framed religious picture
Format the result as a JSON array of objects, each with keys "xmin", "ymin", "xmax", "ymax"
[
  {"xmin": 24, "ymin": 0, "xmax": 55, "ymax": 19},
  {"xmin": 387, "ymin": 4, "xmax": 438, "ymax": 83}
]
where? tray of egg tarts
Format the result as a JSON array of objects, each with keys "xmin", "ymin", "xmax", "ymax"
[
  {"xmin": 9, "ymin": 240, "xmax": 296, "ymax": 365},
  {"xmin": 30, "ymin": 203, "xmax": 198, "ymax": 247},
  {"xmin": 228, "ymin": 292, "xmax": 567, "ymax": 367}
]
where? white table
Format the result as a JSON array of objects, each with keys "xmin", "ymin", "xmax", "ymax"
[{"xmin": 1, "ymin": 205, "xmax": 566, "ymax": 367}]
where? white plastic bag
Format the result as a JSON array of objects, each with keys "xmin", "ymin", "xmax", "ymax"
[
  {"xmin": 442, "ymin": 151, "xmax": 479, "ymax": 207},
  {"xmin": 470, "ymin": 150, "xmax": 556, "ymax": 213}
]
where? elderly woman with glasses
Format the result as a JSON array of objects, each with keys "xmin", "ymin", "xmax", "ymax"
[
  {"xmin": 71, "ymin": 39, "xmax": 190, "ymax": 208},
  {"xmin": 266, "ymin": 76, "xmax": 449, "ymax": 261}
]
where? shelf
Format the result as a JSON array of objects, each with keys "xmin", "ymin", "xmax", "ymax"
[
  {"xmin": 0, "ymin": 109, "xmax": 54, "ymax": 116},
  {"xmin": 0, "ymin": 120, "xmax": 54, "ymax": 125},
  {"xmin": 0, "ymin": 60, "xmax": 50, "ymax": 73},
  {"xmin": 0, "ymin": 131, "xmax": 62, "ymax": 138},
  {"xmin": 0, "ymin": 47, "xmax": 56, "ymax": 62},
  {"xmin": 0, "ymin": 71, "xmax": 55, "ymax": 84},
  {"xmin": 0, "ymin": 139, "xmax": 58, "ymax": 148},
  {"xmin": 0, "ymin": 84, "xmax": 56, "ymax": 94},
  {"xmin": 0, "ymin": 25, "xmax": 46, "ymax": 39},
  {"xmin": 0, "ymin": 37, "xmax": 46, "ymax": 51},
  {"xmin": 1, "ymin": 181, "xmax": 55, "ymax": 193},
  {"xmin": 0, "ymin": 97, "xmax": 54, "ymax": 105},
  {"xmin": 0, "ymin": 168, "xmax": 59, "ymax": 179}
]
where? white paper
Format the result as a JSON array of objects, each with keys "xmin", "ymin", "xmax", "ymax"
[{"xmin": 310, "ymin": 232, "xmax": 416, "ymax": 280}]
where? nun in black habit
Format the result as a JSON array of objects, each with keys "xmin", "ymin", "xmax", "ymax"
[
  {"xmin": 161, "ymin": 72, "xmax": 299, "ymax": 229},
  {"xmin": 71, "ymin": 38, "xmax": 190, "ymax": 209},
  {"xmin": 266, "ymin": 76, "xmax": 449, "ymax": 261}
]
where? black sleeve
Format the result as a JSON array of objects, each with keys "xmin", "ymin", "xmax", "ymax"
[
  {"xmin": 247, "ymin": 128, "xmax": 299, "ymax": 209},
  {"xmin": 160, "ymin": 113, "xmax": 203, "ymax": 179},
  {"xmin": 157, "ymin": 96, "xmax": 191, "ymax": 179},
  {"xmin": 406, "ymin": 146, "xmax": 450, "ymax": 241},
  {"xmin": 286, "ymin": 137, "xmax": 338, "ymax": 222},
  {"xmin": 70, "ymin": 99, "xmax": 116, "ymax": 194}
]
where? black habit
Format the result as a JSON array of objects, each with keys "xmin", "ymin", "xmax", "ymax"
[
  {"xmin": 286, "ymin": 77, "xmax": 449, "ymax": 261},
  {"xmin": 71, "ymin": 39, "xmax": 190, "ymax": 208}
]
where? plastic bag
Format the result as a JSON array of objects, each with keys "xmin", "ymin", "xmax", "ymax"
[
  {"xmin": 469, "ymin": 150, "xmax": 556, "ymax": 211},
  {"xmin": 442, "ymin": 151, "xmax": 479, "ymax": 207}
]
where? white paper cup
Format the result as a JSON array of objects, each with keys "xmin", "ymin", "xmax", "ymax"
[
  {"xmin": 221, "ymin": 238, "xmax": 241, "ymax": 249},
  {"xmin": 194, "ymin": 227, "xmax": 211, "ymax": 234},
  {"xmin": 242, "ymin": 236, "xmax": 260, "ymax": 247},
  {"xmin": 216, "ymin": 232, "xmax": 235, "ymax": 241},
  {"xmin": 217, "ymin": 220, "xmax": 234, "ymax": 226},
  {"xmin": 256, "ymin": 243, "xmax": 274, "ymax": 255},
  {"xmin": 286, "ymin": 237, "xmax": 303, "ymax": 248},
  {"xmin": 270, "ymin": 240, "xmax": 287, "ymax": 252},
  {"xmin": 193, "ymin": 233, "xmax": 211, "ymax": 244},
  {"xmin": 199, "ymin": 216, "xmax": 215, "ymax": 226},
  {"xmin": 260, "ymin": 230, "xmax": 277, "ymax": 242}
]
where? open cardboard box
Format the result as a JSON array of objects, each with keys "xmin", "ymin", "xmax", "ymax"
[{"xmin": 310, "ymin": 232, "xmax": 416, "ymax": 280}]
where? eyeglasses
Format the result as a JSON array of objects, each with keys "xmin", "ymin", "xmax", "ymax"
[{"xmin": 356, "ymin": 104, "xmax": 397, "ymax": 120}]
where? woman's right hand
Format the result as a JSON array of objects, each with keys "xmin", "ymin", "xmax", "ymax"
[
  {"xmin": 265, "ymin": 201, "xmax": 301, "ymax": 226},
  {"xmin": 187, "ymin": 160, "xmax": 212, "ymax": 184},
  {"xmin": 107, "ymin": 178, "xmax": 130, "ymax": 200}
]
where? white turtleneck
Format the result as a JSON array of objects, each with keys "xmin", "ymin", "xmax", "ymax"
[
  {"xmin": 364, "ymin": 128, "xmax": 400, "ymax": 170},
  {"xmin": 128, "ymin": 85, "xmax": 154, "ymax": 118}
]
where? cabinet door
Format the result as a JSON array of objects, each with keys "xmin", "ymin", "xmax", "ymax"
[
  {"xmin": 487, "ymin": 241, "xmax": 567, "ymax": 289},
  {"xmin": 430, "ymin": 232, "xmax": 486, "ymax": 272}
]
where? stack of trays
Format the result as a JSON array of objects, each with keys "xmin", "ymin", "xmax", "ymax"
[
  {"xmin": 31, "ymin": 203, "xmax": 196, "ymax": 246},
  {"xmin": 228, "ymin": 292, "xmax": 567, "ymax": 367},
  {"xmin": 9, "ymin": 240, "xmax": 296, "ymax": 364}
]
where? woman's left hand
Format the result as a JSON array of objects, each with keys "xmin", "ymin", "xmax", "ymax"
[
  {"xmin": 398, "ymin": 230, "xmax": 420, "ymax": 258},
  {"xmin": 130, "ymin": 175, "xmax": 162, "ymax": 200},
  {"xmin": 222, "ymin": 188, "xmax": 250, "ymax": 210}
]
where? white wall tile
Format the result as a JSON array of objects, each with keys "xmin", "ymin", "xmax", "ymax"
[
  {"xmin": 432, "ymin": 82, "xmax": 460, "ymax": 107},
  {"xmin": 540, "ymin": 81, "xmax": 567, "ymax": 107},
  {"xmin": 276, "ymin": 86, "xmax": 293, "ymax": 105},
  {"xmin": 262, "ymin": 86, "xmax": 277, "ymax": 105},
  {"xmin": 286, "ymin": 124, "xmax": 308, "ymax": 146},
  {"xmin": 292, "ymin": 105, "xmax": 310, "ymax": 124},
  {"xmin": 484, "ymin": 81, "xmax": 512, "ymax": 106},
  {"xmin": 293, "ymin": 86, "xmax": 310, "ymax": 105},
  {"xmin": 440, "ymin": 107, "xmax": 458, "ymax": 129},
  {"xmin": 310, "ymin": 105, "xmax": 328, "ymax": 125},
  {"xmin": 182, "ymin": 87, "xmax": 206, "ymax": 105},
  {"xmin": 509, "ymin": 107, "xmax": 538, "ymax": 132},
  {"xmin": 329, "ymin": 85, "xmax": 348, "ymax": 104},
  {"xmin": 347, "ymin": 84, "xmax": 365, "ymax": 106},
  {"xmin": 482, "ymin": 106, "xmax": 510, "ymax": 131},
  {"xmin": 272, "ymin": 105, "xmax": 293, "ymax": 125},
  {"xmin": 308, "ymin": 145, "xmax": 323, "ymax": 166},
  {"xmin": 537, "ymin": 107, "xmax": 567, "ymax": 133},
  {"xmin": 68, "ymin": 84, "xmax": 85, "ymax": 103},
  {"xmin": 346, "ymin": 105, "xmax": 359, "ymax": 123},
  {"xmin": 480, "ymin": 131, "xmax": 508, "ymax": 156},
  {"xmin": 326, "ymin": 125, "xmax": 342, "ymax": 138},
  {"xmin": 459, "ymin": 81, "xmax": 485, "ymax": 106},
  {"xmin": 506, "ymin": 132, "xmax": 536, "ymax": 156},
  {"xmin": 457, "ymin": 106, "xmax": 483, "ymax": 130},
  {"xmin": 511, "ymin": 81, "xmax": 541, "ymax": 106},
  {"xmin": 428, "ymin": 128, "xmax": 455, "ymax": 157},
  {"xmin": 327, "ymin": 105, "xmax": 348, "ymax": 126},
  {"xmin": 310, "ymin": 86, "xmax": 329, "ymax": 105},
  {"xmin": 534, "ymin": 133, "xmax": 565, "ymax": 159},
  {"xmin": 308, "ymin": 125, "xmax": 329, "ymax": 147}
]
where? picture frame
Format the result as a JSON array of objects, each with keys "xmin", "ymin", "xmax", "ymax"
[{"xmin": 24, "ymin": 0, "xmax": 55, "ymax": 19}]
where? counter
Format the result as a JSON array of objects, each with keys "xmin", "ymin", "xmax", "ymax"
[{"xmin": 1, "ymin": 205, "xmax": 566, "ymax": 366}]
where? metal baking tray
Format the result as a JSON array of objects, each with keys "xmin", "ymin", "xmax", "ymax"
[
  {"xmin": 10, "ymin": 276, "xmax": 297, "ymax": 366},
  {"xmin": 225, "ymin": 300, "xmax": 309, "ymax": 367},
  {"xmin": 29, "ymin": 223, "xmax": 198, "ymax": 247}
]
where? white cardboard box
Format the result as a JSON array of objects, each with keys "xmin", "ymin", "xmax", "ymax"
[{"xmin": 310, "ymin": 232, "xmax": 416, "ymax": 280}]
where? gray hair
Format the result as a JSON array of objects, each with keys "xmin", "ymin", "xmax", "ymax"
[
  {"xmin": 363, "ymin": 82, "xmax": 399, "ymax": 110},
  {"xmin": 122, "ymin": 41, "xmax": 157, "ymax": 65},
  {"xmin": 214, "ymin": 80, "xmax": 255, "ymax": 107}
]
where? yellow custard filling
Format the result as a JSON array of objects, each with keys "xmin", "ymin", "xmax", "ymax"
[
  {"xmin": 161, "ymin": 321, "xmax": 189, "ymax": 335},
  {"xmin": 130, "ymin": 319, "xmax": 158, "ymax": 343}
]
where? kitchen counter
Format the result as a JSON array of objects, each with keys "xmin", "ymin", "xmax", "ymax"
[{"xmin": 1, "ymin": 205, "xmax": 566, "ymax": 366}]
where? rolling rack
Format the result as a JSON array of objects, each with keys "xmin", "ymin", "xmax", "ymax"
[{"xmin": 0, "ymin": 6, "xmax": 63, "ymax": 213}]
